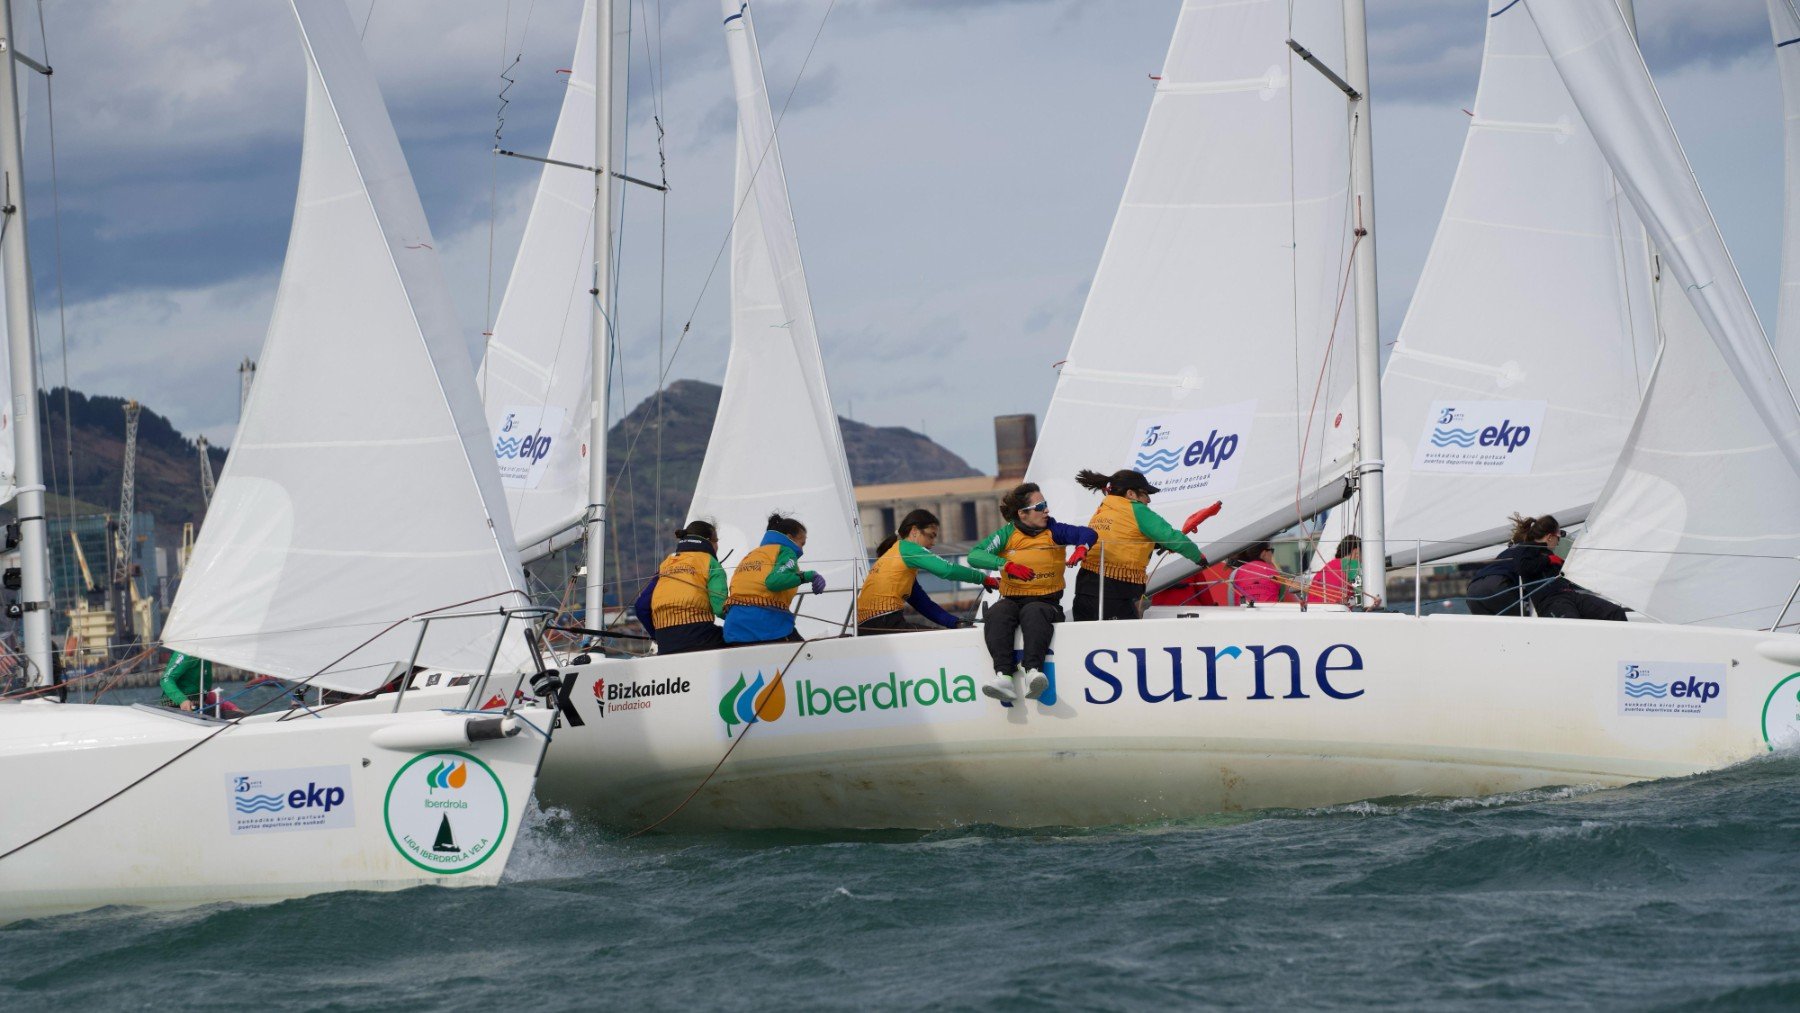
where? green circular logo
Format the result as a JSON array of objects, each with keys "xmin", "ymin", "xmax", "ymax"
[
  {"xmin": 383, "ymin": 749, "xmax": 510, "ymax": 875},
  {"xmin": 1759, "ymin": 673, "xmax": 1800, "ymax": 753}
]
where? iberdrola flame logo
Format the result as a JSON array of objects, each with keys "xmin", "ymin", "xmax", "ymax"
[
  {"xmin": 425, "ymin": 760, "xmax": 468, "ymax": 793},
  {"xmin": 718, "ymin": 671, "xmax": 786, "ymax": 734}
]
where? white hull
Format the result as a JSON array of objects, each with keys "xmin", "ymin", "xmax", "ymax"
[
  {"xmin": 516, "ymin": 612, "xmax": 1800, "ymax": 831},
  {"xmin": 0, "ymin": 701, "xmax": 552, "ymax": 923}
]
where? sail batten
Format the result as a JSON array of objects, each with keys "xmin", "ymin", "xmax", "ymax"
[{"xmin": 162, "ymin": 0, "xmax": 528, "ymax": 690}]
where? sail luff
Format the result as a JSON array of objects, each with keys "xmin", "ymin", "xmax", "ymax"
[{"xmin": 1768, "ymin": 0, "xmax": 1800, "ymax": 381}]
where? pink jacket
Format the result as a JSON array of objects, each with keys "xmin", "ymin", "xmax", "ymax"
[{"xmin": 1232, "ymin": 559, "xmax": 1284, "ymax": 603}]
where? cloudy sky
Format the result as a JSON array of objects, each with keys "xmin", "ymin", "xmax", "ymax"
[{"xmin": 12, "ymin": 0, "xmax": 1788, "ymax": 473}]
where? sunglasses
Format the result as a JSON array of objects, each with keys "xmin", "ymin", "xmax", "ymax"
[{"xmin": 1021, "ymin": 501, "xmax": 1049, "ymax": 513}]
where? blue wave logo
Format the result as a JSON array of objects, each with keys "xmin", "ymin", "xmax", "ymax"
[
  {"xmin": 1429, "ymin": 427, "xmax": 1480, "ymax": 448},
  {"xmin": 495, "ymin": 435, "xmax": 523, "ymax": 459},
  {"xmin": 1134, "ymin": 449, "xmax": 1182, "ymax": 473},
  {"xmin": 1623, "ymin": 681, "xmax": 1669, "ymax": 698},
  {"xmin": 234, "ymin": 793, "xmax": 285, "ymax": 813}
]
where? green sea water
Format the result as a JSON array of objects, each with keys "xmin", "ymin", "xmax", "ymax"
[{"xmin": 3, "ymin": 747, "xmax": 1797, "ymax": 1010}]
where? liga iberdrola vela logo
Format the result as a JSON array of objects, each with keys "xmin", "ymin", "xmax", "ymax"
[
  {"xmin": 384, "ymin": 750, "xmax": 509, "ymax": 874},
  {"xmin": 719, "ymin": 671, "xmax": 786, "ymax": 736}
]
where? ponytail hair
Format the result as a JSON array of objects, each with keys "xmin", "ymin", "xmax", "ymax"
[
  {"xmin": 999, "ymin": 482, "xmax": 1041, "ymax": 522},
  {"xmin": 766, "ymin": 513, "xmax": 807, "ymax": 540},
  {"xmin": 874, "ymin": 533, "xmax": 899, "ymax": 557},
  {"xmin": 1074, "ymin": 469, "xmax": 1111, "ymax": 494},
  {"xmin": 676, "ymin": 519, "xmax": 718, "ymax": 543},
  {"xmin": 1507, "ymin": 513, "xmax": 1560, "ymax": 545}
]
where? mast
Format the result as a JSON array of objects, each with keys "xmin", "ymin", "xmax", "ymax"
[
  {"xmin": 0, "ymin": 0, "xmax": 52, "ymax": 685},
  {"xmin": 1342, "ymin": 0, "xmax": 1386, "ymax": 606},
  {"xmin": 583, "ymin": 0, "xmax": 613, "ymax": 625}
]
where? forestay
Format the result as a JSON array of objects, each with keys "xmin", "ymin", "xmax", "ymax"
[
  {"xmin": 162, "ymin": 0, "xmax": 530, "ymax": 690},
  {"xmin": 1025, "ymin": 0, "xmax": 1359, "ymax": 587},
  {"xmin": 1525, "ymin": 0, "xmax": 1800, "ymax": 476},
  {"xmin": 688, "ymin": 0, "xmax": 863, "ymax": 635},
  {"xmin": 1769, "ymin": 0, "xmax": 1800, "ymax": 381},
  {"xmin": 1566, "ymin": 268, "xmax": 1800, "ymax": 630},
  {"xmin": 1380, "ymin": 0, "xmax": 1654, "ymax": 566},
  {"xmin": 478, "ymin": 0, "xmax": 597, "ymax": 559}
]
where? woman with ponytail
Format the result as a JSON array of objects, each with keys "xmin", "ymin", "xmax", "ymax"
[
  {"xmin": 1464, "ymin": 514, "xmax": 1625, "ymax": 620},
  {"xmin": 857, "ymin": 509, "xmax": 993, "ymax": 633},
  {"xmin": 632, "ymin": 520, "xmax": 728, "ymax": 654},
  {"xmin": 967, "ymin": 483, "xmax": 1096, "ymax": 701},
  {"xmin": 1072, "ymin": 468, "xmax": 1219, "ymax": 621}
]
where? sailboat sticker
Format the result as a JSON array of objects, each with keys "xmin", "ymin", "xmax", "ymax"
[{"xmin": 431, "ymin": 814, "xmax": 460, "ymax": 854}]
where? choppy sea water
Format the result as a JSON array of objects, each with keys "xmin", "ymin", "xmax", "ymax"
[{"xmin": 4, "ymin": 751, "xmax": 1797, "ymax": 1011}]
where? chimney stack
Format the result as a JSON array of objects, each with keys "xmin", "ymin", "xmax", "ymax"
[{"xmin": 994, "ymin": 414, "xmax": 1037, "ymax": 482}]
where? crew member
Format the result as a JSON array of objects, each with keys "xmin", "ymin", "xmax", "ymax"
[
  {"xmin": 1465, "ymin": 514, "xmax": 1626, "ymax": 620},
  {"xmin": 1072, "ymin": 468, "xmax": 1219, "ymax": 621},
  {"xmin": 723, "ymin": 514, "xmax": 826, "ymax": 644},
  {"xmin": 633, "ymin": 520, "xmax": 728, "ymax": 654},
  {"xmin": 1305, "ymin": 535, "xmax": 1361, "ymax": 605},
  {"xmin": 160, "ymin": 649, "xmax": 215, "ymax": 712},
  {"xmin": 857, "ymin": 509, "xmax": 992, "ymax": 634},
  {"xmin": 1231, "ymin": 542, "xmax": 1288, "ymax": 604},
  {"xmin": 968, "ymin": 483, "xmax": 1096, "ymax": 701}
]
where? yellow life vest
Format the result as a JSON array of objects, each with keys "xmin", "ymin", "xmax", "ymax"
[
  {"xmin": 997, "ymin": 526, "xmax": 1068, "ymax": 597},
  {"xmin": 726, "ymin": 543, "xmax": 799, "ymax": 612},
  {"xmin": 1082, "ymin": 494, "xmax": 1155, "ymax": 583},
  {"xmin": 651, "ymin": 550, "xmax": 716, "ymax": 629},
  {"xmin": 857, "ymin": 543, "xmax": 917, "ymax": 621}
]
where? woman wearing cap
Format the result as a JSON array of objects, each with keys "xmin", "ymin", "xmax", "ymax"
[
  {"xmin": 1464, "ymin": 513, "xmax": 1625, "ymax": 620},
  {"xmin": 857, "ymin": 508, "xmax": 993, "ymax": 633},
  {"xmin": 1071, "ymin": 468, "xmax": 1220, "ymax": 621},
  {"xmin": 723, "ymin": 513, "xmax": 827, "ymax": 644},
  {"xmin": 633, "ymin": 520, "xmax": 729, "ymax": 654},
  {"xmin": 967, "ymin": 483, "xmax": 1097, "ymax": 701}
]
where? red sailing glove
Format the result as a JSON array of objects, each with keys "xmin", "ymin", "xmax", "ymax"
[
  {"xmin": 1002, "ymin": 562, "xmax": 1035, "ymax": 582},
  {"xmin": 983, "ymin": 575, "xmax": 1000, "ymax": 591},
  {"xmin": 1182, "ymin": 501, "xmax": 1223, "ymax": 535},
  {"xmin": 1066, "ymin": 545, "xmax": 1089, "ymax": 569}
]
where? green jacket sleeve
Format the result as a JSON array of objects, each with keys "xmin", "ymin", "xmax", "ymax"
[
  {"xmin": 764, "ymin": 546, "xmax": 810, "ymax": 592},
  {"xmin": 707, "ymin": 557, "xmax": 728, "ymax": 613},
  {"xmin": 1131, "ymin": 501, "xmax": 1205, "ymax": 565},
  {"xmin": 966, "ymin": 524, "xmax": 1015, "ymax": 571},
  {"xmin": 898, "ymin": 539, "xmax": 990, "ymax": 585},
  {"xmin": 160, "ymin": 652, "xmax": 197, "ymax": 705}
]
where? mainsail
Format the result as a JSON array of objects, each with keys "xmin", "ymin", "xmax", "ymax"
[
  {"xmin": 162, "ymin": 0, "xmax": 530, "ymax": 690},
  {"xmin": 687, "ymin": 0, "xmax": 864, "ymax": 635},
  {"xmin": 1769, "ymin": 0, "xmax": 1800, "ymax": 380},
  {"xmin": 1527, "ymin": 0, "xmax": 1800, "ymax": 628},
  {"xmin": 478, "ymin": 0, "xmax": 597, "ymax": 559},
  {"xmin": 1380, "ymin": 0, "xmax": 1655, "ymax": 566},
  {"xmin": 1025, "ymin": 0, "xmax": 1359, "ymax": 586}
]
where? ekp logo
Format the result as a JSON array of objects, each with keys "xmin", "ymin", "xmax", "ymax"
[
  {"xmin": 1429, "ymin": 406, "xmax": 1531, "ymax": 453},
  {"xmin": 425, "ymin": 760, "xmax": 468, "ymax": 793},
  {"xmin": 495, "ymin": 428, "xmax": 553, "ymax": 463},
  {"xmin": 719, "ymin": 671, "xmax": 786, "ymax": 735},
  {"xmin": 1134, "ymin": 425, "xmax": 1239, "ymax": 474}
]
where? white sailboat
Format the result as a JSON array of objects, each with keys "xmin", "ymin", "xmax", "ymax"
[
  {"xmin": 1379, "ymin": 0, "xmax": 1656, "ymax": 567},
  {"xmin": 509, "ymin": 0, "xmax": 1800, "ymax": 831},
  {"xmin": 0, "ymin": 0, "xmax": 554, "ymax": 922}
]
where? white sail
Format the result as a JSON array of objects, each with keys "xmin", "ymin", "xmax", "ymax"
[
  {"xmin": 1380, "ymin": 0, "xmax": 1655, "ymax": 565},
  {"xmin": 688, "ymin": 0, "xmax": 863, "ymax": 634},
  {"xmin": 478, "ymin": 0, "xmax": 597, "ymax": 559},
  {"xmin": 1566, "ymin": 267, "xmax": 1800, "ymax": 629},
  {"xmin": 162, "ymin": 0, "xmax": 529, "ymax": 690},
  {"xmin": 1024, "ymin": 0, "xmax": 1359, "ymax": 585},
  {"xmin": 0, "ymin": 45, "xmax": 29, "ymax": 508},
  {"xmin": 1525, "ymin": 0, "xmax": 1800, "ymax": 476},
  {"xmin": 1770, "ymin": 0, "xmax": 1800, "ymax": 380}
]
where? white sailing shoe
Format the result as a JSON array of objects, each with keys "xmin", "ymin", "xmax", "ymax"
[
  {"xmin": 982, "ymin": 672, "xmax": 1019, "ymax": 702},
  {"xmin": 1023, "ymin": 669, "xmax": 1049, "ymax": 700}
]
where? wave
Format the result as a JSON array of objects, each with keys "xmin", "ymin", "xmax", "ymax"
[
  {"xmin": 1624, "ymin": 682, "xmax": 1669, "ymax": 698},
  {"xmin": 1428, "ymin": 428, "xmax": 1478, "ymax": 448},
  {"xmin": 234, "ymin": 798, "xmax": 285, "ymax": 813},
  {"xmin": 1134, "ymin": 450, "xmax": 1181, "ymax": 473}
]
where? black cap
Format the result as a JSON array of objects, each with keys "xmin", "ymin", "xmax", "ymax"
[{"xmin": 1108, "ymin": 469, "xmax": 1159, "ymax": 496}]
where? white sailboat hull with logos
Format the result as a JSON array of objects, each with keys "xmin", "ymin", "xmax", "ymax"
[
  {"xmin": 0, "ymin": 702, "xmax": 552, "ymax": 923},
  {"xmin": 522, "ymin": 612, "xmax": 1798, "ymax": 830}
]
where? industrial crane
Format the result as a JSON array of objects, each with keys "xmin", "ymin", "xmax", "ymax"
[
  {"xmin": 108, "ymin": 400, "xmax": 141, "ymax": 655},
  {"xmin": 197, "ymin": 435, "xmax": 216, "ymax": 507}
]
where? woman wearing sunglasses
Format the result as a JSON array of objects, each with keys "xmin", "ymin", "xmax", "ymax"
[
  {"xmin": 967, "ymin": 483, "xmax": 1097, "ymax": 702},
  {"xmin": 1464, "ymin": 513, "xmax": 1625, "ymax": 620}
]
